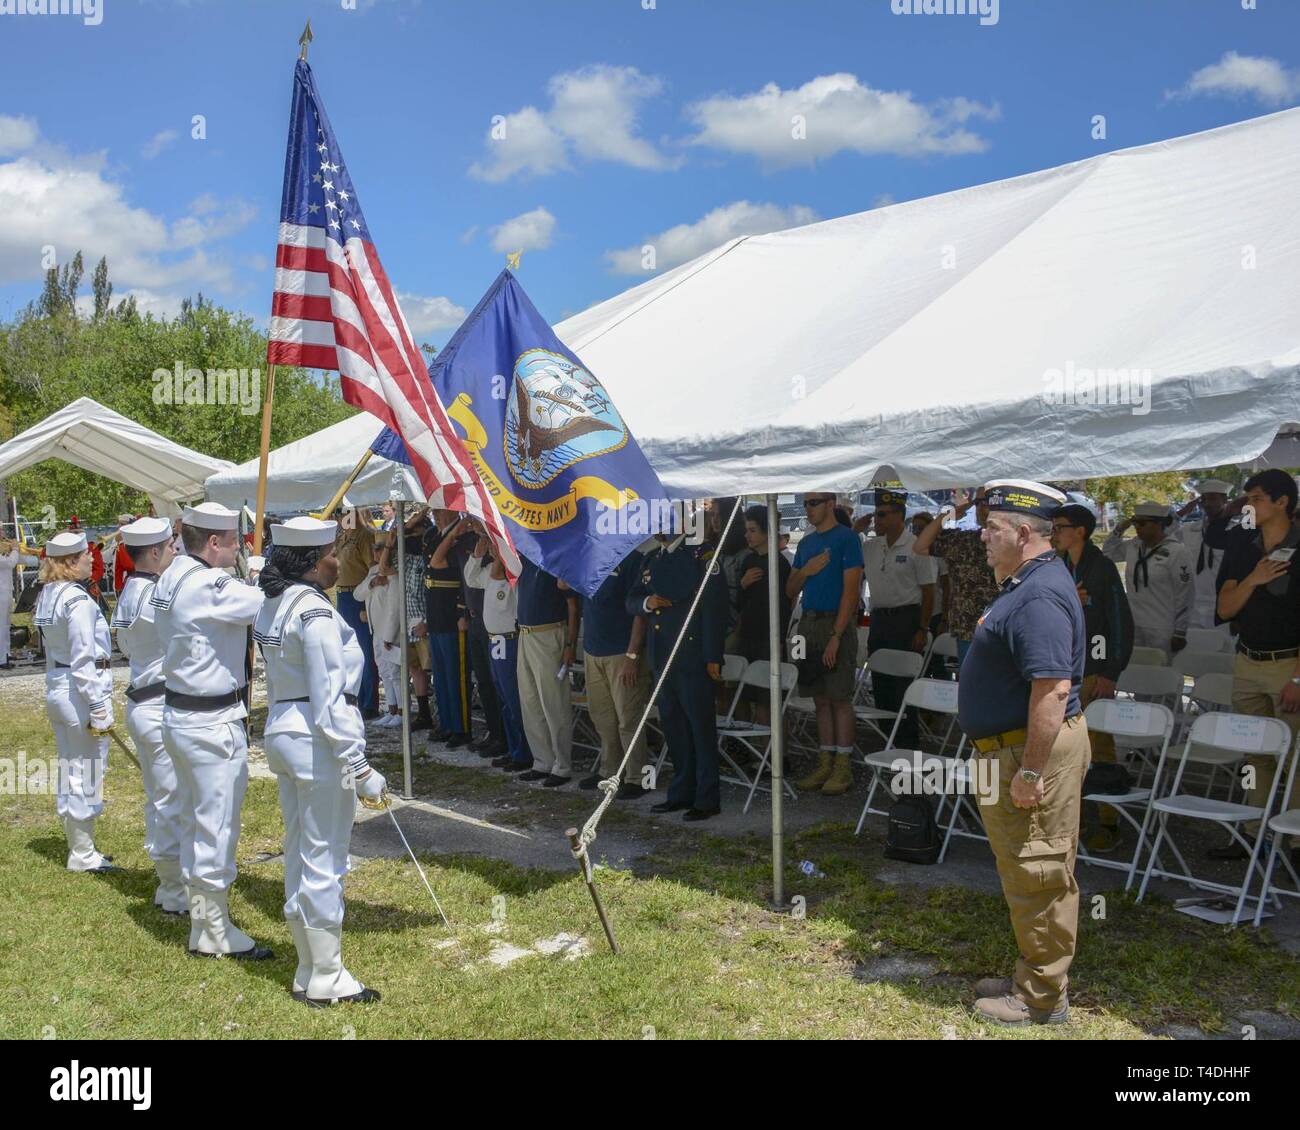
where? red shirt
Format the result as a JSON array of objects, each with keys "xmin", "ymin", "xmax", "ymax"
[{"xmin": 114, "ymin": 543, "xmax": 134, "ymax": 591}]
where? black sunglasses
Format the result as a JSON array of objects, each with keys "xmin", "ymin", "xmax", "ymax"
[{"xmin": 804, "ymin": 498, "xmax": 832, "ymax": 508}]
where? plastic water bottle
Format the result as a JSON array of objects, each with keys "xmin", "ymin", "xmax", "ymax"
[{"xmin": 798, "ymin": 860, "xmax": 825, "ymax": 879}]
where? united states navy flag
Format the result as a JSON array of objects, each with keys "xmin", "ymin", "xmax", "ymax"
[{"xmin": 419, "ymin": 270, "xmax": 670, "ymax": 596}]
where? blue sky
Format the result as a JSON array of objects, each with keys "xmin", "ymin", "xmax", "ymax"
[{"xmin": 1, "ymin": 0, "xmax": 1297, "ymax": 340}]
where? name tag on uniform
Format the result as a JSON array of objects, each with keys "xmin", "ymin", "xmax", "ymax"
[{"xmin": 894, "ymin": 555, "xmax": 907, "ymax": 564}]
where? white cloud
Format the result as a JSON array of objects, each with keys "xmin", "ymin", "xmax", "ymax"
[
  {"xmin": 0, "ymin": 115, "xmax": 39, "ymax": 157},
  {"xmin": 0, "ymin": 117, "xmax": 247, "ymax": 311},
  {"xmin": 470, "ymin": 65, "xmax": 678, "ymax": 181},
  {"xmin": 604, "ymin": 200, "xmax": 818, "ymax": 275},
  {"xmin": 171, "ymin": 196, "xmax": 257, "ymax": 249},
  {"xmin": 396, "ymin": 292, "xmax": 468, "ymax": 337},
  {"xmin": 459, "ymin": 225, "xmax": 479, "ymax": 245},
  {"xmin": 1167, "ymin": 51, "xmax": 1300, "ymax": 108},
  {"xmin": 490, "ymin": 206, "xmax": 557, "ymax": 254},
  {"xmin": 141, "ymin": 129, "xmax": 178, "ymax": 159},
  {"xmin": 685, "ymin": 73, "xmax": 998, "ymax": 166}
]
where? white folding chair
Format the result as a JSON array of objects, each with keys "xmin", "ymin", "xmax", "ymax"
[
  {"xmin": 1185, "ymin": 628, "xmax": 1234, "ymax": 654},
  {"xmin": 1115, "ymin": 665, "xmax": 1184, "ymax": 783},
  {"xmin": 1076, "ymin": 699, "xmax": 1174, "ymax": 888},
  {"xmin": 1128, "ymin": 646, "xmax": 1169, "ymax": 667},
  {"xmin": 853, "ymin": 648, "xmax": 924, "ymax": 744},
  {"xmin": 1135, "ymin": 713, "xmax": 1292, "ymax": 927},
  {"xmin": 716, "ymin": 660, "xmax": 800, "ymax": 812},
  {"xmin": 1254, "ymin": 738, "xmax": 1300, "ymax": 926},
  {"xmin": 714, "ymin": 653, "xmax": 749, "ymax": 728},
  {"xmin": 1174, "ymin": 650, "xmax": 1235, "ymax": 679},
  {"xmin": 1181, "ymin": 673, "xmax": 1239, "ymax": 797},
  {"xmin": 854, "ymin": 677, "xmax": 967, "ymax": 839}
]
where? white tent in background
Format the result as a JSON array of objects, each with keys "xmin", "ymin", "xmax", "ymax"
[
  {"xmin": 0, "ymin": 397, "xmax": 232, "ymax": 516},
  {"xmin": 555, "ymin": 106, "xmax": 1300, "ymax": 497},
  {"xmin": 205, "ymin": 411, "xmax": 422, "ymax": 513}
]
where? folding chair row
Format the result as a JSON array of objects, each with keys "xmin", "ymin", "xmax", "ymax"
[{"xmin": 1135, "ymin": 712, "xmax": 1297, "ymax": 927}]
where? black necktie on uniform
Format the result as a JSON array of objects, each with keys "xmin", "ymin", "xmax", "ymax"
[{"xmin": 1135, "ymin": 546, "xmax": 1155, "ymax": 590}]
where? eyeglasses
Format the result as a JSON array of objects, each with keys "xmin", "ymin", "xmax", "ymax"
[
  {"xmin": 1051, "ymin": 523, "xmax": 1075, "ymax": 532},
  {"xmin": 804, "ymin": 498, "xmax": 831, "ymax": 508}
]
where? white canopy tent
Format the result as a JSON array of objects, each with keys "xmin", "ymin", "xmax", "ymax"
[
  {"xmin": 0, "ymin": 397, "xmax": 233, "ymax": 517},
  {"xmin": 555, "ymin": 106, "xmax": 1300, "ymax": 497},
  {"xmin": 205, "ymin": 410, "xmax": 422, "ymax": 513}
]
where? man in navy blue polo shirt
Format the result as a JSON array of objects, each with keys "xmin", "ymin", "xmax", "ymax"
[
  {"xmin": 958, "ymin": 479, "xmax": 1089, "ymax": 1029},
  {"xmin": 515, "ymin": 555, "xmax": 580, "ymax": 786},
  {"xmin": 571, "ymin": 545, "xmax": 650, "ymax": 800}
]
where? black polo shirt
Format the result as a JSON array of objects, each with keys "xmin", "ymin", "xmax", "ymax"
[
  {"xmin": 1221, "ymin": 532, "xmax": 1300, "ymax": 651},
  {"xmin": 958, "ymin": 552, "xmax": 1085, "ymax": 740}
]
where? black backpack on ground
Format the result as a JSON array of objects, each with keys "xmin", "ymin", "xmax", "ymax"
[{"xmin": 884, "ymin": 796, "xmax": 941, "ymax": 865}]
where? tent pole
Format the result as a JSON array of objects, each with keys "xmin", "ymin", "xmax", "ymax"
[
  {"xmin": 251, "ymin": 364, "xmax": 277, "ymax": 556},
  {"xmin": 396, "ymin": 501, "xmax": 413, "ymax": 799},
  {"xmin": 767, "ymin": 493, "xmax": 786, "ymax": 908}
]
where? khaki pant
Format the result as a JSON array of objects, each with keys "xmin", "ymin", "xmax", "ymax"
[
  {"xmin": 584, "ymin": 651, "xmax": 650, "ymax": 783},
  {"xmin": 1232, "ymin": 653, "xmax": 1300, "ymax": 836},
  {"xmin": 976, "ymin": 715, "xmax": 1091, "ymax": 1011},
  {"xmin": 1079, "ymin": 675, "xmax": 1117, "ymax": 827},
  {"xmin": 517, "ymin": 625, "xmax": 573, "ymax": 777}
]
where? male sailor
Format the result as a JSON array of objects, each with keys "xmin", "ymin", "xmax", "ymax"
[
  {"xmin": 110, "ymin": 516, "xmax": 186, "ymax": 915},
  {"xmin": 151, "ymin": 501, "xmax": 270, "ymax": 959}
]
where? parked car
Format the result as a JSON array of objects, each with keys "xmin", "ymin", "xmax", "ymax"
[{"xmin": 851, "ymin": 489, "xmax": 944, "ymax": 527}]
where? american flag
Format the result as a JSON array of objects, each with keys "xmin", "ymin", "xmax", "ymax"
[{"xmin": 267, "ymin": 59, "xmax": 519, "ymax": 577}]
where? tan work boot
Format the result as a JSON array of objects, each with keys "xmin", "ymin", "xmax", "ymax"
[
  {"xmin": 820, "ymin": 752, "xmax": 854, "ymax": 796},
  {"xmin": 797, "ymin": 750, "xmax": 834, "ymax": 791},
  {"xmin": 974, "ymin": 992, "xmax": 1069, "ymax": 1027},
  {"xmin": 1086, "ymin": 825, "xmax": 1120, "ymax": 853},
  {"xmin": 973, "ymin": 976, "xmax": 1013, "ymax": 999}
]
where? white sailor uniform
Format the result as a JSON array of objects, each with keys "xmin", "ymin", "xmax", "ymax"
[
  {"xmin": 151, "ymin": 553, "xmax": 265, "ymax": 955},
  {"xmin": 35, "ymin": 580, "xmax": 115, "ymax": 871},
  {"xmin": 1177, "ymin": 519, "xmax": 1233, "ymax": 639},
  {"xmin": 255, "ymin": 581, "xmax": 383, "ymax": 1003},
  {"xmin": 111, "ymin": 571, "xmax": 186, "ymax": 913},
  {"xmin": 1102, "ymin": 531, "xmax": 1195, "ymax": 659}
]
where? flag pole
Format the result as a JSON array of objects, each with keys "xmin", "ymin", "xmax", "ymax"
[
  {"xmin": 319, "ymin": 449, "xmax": 375, "ymax": 520},
  {"xmin": 251, "ymin": 22, "xmax": 312, "ymax": 557},
  {"xmin": 251, "ymin": 364, "xmax": 277, "ymax": 556}
]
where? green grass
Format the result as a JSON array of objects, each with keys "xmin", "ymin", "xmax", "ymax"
[{"xmin": 2, "ymin": 697, "xmax": 1297, "ymax": 1039}]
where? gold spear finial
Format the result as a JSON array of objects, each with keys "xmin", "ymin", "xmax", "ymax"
[
  {"xmin": 299, "ymin": 20, "xmax": 313, "ymax": 61},
  {"xmin": 506, "ymin": 250, "xmax": 522, "ymax": 271}
]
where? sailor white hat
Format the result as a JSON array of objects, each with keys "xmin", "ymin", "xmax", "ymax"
[
  {"xmin": 271, "ymin": 515, "xmax": 338, "ymax": 548},
  {"xmin": 46, "ymin": 531, "xmax": 87, "ymax": 557},
  {"xmin": 182, "ymin": 502, "xmax": 240, "ymax": 531},
  {"xmin": 1133, "ymin": 500, "xmax": 1172, "ymax": 519},
  {"xmin": 1196, "ymin": 479, "xmax": 1233, "ymax": 496},
  {"xmin": 120, "ymin": 516, "xmax": 173, "ymax": 548}
]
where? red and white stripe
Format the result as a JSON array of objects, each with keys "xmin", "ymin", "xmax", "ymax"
[{"xmin": 268, "ymin": 221, "xmax": 519, "ymax": 577}]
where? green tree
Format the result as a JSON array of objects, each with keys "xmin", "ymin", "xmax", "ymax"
[
  {"xmin": 0, "ymin": 255, "xmax": 356, "ymax": 527},
  {"xmin": 91, "ymin": 256, "xmax": 112, "ymax": 321}
]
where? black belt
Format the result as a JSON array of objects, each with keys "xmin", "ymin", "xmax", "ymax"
[
  {"xmin": 872, "ymin": 604, "xmax": 919, "ymax": 615},
  {"xmin": 282, "ymin": 693, "xmax": 359, "ymax": 706},
  {"xmin": 56, "ymin": 659, "xmax": 111, "ymax": 671},
  {"xmin": 1237, "ymin": 643, "xmax": 1300, "ymax": 663},
  {"xmin": 489, "ymin": 630, "xmax": 518, "ymax": 640},
  {"xmin": 126, "ymin": 680, "xmax": 166, "ymax": 704},
  {"xmin": 165, "ymin": 688, "xmax": 245, "ymax": 711}
]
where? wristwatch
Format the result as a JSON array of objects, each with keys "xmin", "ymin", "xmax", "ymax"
[
  {"xmin": 1018, "ymin": 768, "xmax": 1042, "ymax": 784},
  {"xmin": 625, "ymin": 652, "xmax": 639, "ymax": 661}
]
